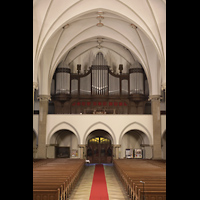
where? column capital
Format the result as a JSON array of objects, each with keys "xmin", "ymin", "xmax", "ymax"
[
  {"xmin": 161, "ymin": 83, "xmax": 166, "ymax": 91},
  {"xmin": 148, "ymin": 95, "xmax": 161, "ymax": 101},
  {"xmin": 78, "ymin": 144, "xmax": 86, "ymax": 148},
  {"xmin": 33, "ymin": 82, "xmax": 38, "ymax": 90},
  {"xmin": 113, "ymin": 144, "xmax": 121, "ymax": 148},
  {"xmin": 37, "ymin": 95, "xmax": 51, "ymax": 101}
]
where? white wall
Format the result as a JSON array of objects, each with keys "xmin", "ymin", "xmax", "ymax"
[
  {"xmin": 33, "ymin": 114, "xmax": 166, "ymax": 159},
  {"xmin": 45, "ymin": 114, "xmax": 154, "ymax": 145}
]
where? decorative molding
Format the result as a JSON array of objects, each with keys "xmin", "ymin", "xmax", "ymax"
[
  {"xmin": 78, "ymin": 144, "xmax": 86, "ymax": 148},
  {"xmin": 148, "ymin": 95, "xmax": 161, "ymax": 101},
  {"xmin": 37, "ymin": 95, "xmax": 51, "ymax": 101},
  {"xmin": 113, "ymin": 144, "xmax": 121, "ymax": 148},
  {"xmin": 129, "ymin": 68, "xmax": 143, "ymax": 73},
  {"xmin": 56, "ymin": 68, "xmax": 71, "ymax": 73}
]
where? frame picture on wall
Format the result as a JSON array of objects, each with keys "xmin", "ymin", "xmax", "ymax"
[{"xmin": 71, "ymin": 149, "xmax": 78, "ymax": 157}]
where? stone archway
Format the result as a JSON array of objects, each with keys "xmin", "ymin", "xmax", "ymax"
[
  {"xmin": 47, "ymin": 129, "xmax": 79, "ymax": 158},
  {"xmin": 86, "ymin": 129, "xmax": 113, "ymax": 163},
  {"xmin": 121, "ymin": 129, "xmax": 152, "ymax": 159}
]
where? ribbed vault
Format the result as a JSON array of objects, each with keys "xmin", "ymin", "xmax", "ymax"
[{"xmin": 33, "ymin": 0, "xmax": 166, "ymax": 96}]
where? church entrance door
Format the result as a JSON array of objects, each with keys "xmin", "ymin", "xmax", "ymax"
[{"xmin": 87, "ymin": 136, "xmax": 112, "ymax": 163}]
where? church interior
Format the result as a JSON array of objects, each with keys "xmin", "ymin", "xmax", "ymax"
[{"xmin": 33, "ymin": 0, "xmax": 166, "ymax": 199}]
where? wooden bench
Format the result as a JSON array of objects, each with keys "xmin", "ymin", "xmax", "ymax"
[
  {"xmin": 33, "ymin": 158, "xmax": 85, "ymax": 200},
  {"xmin": 113, "ymin": 159, "xmax": 166, "ymax": 200}
]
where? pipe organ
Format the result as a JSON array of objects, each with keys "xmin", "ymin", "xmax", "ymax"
[{"xmin": 51, "ymin": 53, "xmax": 149, "ymax": 114}]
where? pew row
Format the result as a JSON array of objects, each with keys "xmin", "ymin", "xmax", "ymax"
[
  {"xmin": 33, "ymin": 158, "xmax": 85, "ymax": 200},
  {"xmin": 113, "ymin": 159, "xmax": 166, "ymax": 200}
]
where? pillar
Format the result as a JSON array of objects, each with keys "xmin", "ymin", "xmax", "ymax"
[
  {"xmin": 37, "ymin": 95, "xmax": 50, "ymax": 159},
  {"xmin": 33, "ymin": 82, "xmax": 38, "ymax": 112},
  {"xmin": 78, "ymin": 144, "xmax": 85, "ymax": 159},
  {"xmin": 149, "ymin": 95, "xmax": 162, "ymax": 160},
  {"xmin": 113, "ymin": 144, "xmax": 121, "ymax": 159}
]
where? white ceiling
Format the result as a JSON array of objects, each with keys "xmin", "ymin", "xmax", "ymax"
[{"xmin": 33, "ymin": 0, "xmax": 166, "ymax": 95}]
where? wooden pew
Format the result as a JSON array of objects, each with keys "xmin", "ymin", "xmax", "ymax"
[
  {"xmin": 33, "ymin": 158, "xmax": 85, "ymax": 200},
  {"xmin": 113, "ymin": 159, "xmax": 166, "ymax": 200}
]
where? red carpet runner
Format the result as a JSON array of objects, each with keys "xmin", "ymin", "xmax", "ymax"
[{"xmin": 89, "ymin": 164, "xmax": 109, "ymax": 200}]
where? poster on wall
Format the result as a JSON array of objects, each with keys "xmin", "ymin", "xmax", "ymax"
[
  {"xmin": 134, "ymin": 148, "xmax": 143, "ymax": 158},
  {"xmin": 125, "ymin": 148, "xmax": 133, "ymax": 158},
  {"xmin": 71, "ymin": 149, "xmax": 78, "ymax": 157}
]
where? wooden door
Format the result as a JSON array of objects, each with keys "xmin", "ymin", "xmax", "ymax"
[{"xmin": 87, "ymin": 137, "xmax": 112, "ymax": 163}]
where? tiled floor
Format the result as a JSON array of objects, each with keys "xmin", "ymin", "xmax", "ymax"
[
  {"xmin": 104, "ymin": 164, "xmax": 129, "ymax": 200},
  {"xmin": 69, "ymin": 163, "xmax": 129, "ymax": 200}
]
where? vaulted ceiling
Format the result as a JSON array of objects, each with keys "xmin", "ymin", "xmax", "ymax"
[{"xmin": 33, "ymin": 0, "xmax": 166, "ymax": 96}]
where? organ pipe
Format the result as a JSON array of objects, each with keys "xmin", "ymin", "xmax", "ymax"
[
  {"xmin": 56, "ymin": 67, "xmax": 71, "ymax": 94},
  {"xmin": 129, "ymin": 67, "xmax": 144, "ymax": 94}
]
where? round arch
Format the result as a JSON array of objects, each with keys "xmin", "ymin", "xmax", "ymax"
[
  {"xmin": 47, "ymin": 121, "xmax": 80, "ymax": 145},
  {"xmin": 119, "ymin": 122, "xmax": 153, "ymax": 145},
  {"xmin": 83, "ymin": 121, "xmax": 116, "ymax": 144}
]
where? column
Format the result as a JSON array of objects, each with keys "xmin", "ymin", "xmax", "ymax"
[
  {"xmin": 149, "ymin": 95, "xmax": 162, "ymax": 160},
  {"xmin": 113, "ymin": 144, "xmax": 121, "ymax": 159},
  {"xmin": 162, "ymin": 83, "xmax": 166, "ymax": 106},
  {"xmin": 78, "ymin": 144, "xmax": 85, "ymax": 159},
  {"xmin": 33, "ymin": 82, "xmax": 38, "ymax": 112},
  {"xmin": 37, "ymin": 95, "xmax": 50, "ymax": 159}
]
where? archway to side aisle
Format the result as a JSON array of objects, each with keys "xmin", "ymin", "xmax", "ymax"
[
  {"xmin": 47, "ymin": 129, "xmax": 79, "ymax": 159},
  {"xmin": 86, "ymin": 129, "xmax": 113, "ymax": 163},
  {"xmin": 120, "ymin": 129, "xmax": 152, "ymax": 159}
]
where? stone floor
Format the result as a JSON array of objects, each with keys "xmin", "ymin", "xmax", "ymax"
[{"xmin": 69, "ymin": 163, "xmax": 129, "ymax": 200}]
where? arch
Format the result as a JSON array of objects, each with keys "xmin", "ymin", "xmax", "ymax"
[
  {"xmin": 33, "ymin": 129, "xmax": 38, "ymax": 147},
  {"xmin": 48, "ymin": 34, "xmax": 152, "ymax": 95},
  {"xmin": 34, "ymin": 0, "xmax": 165, "ymax": 97},
  {"xmin": 33, "ymin": 127, "xmax": 38, "ymax": 137},
  {"xmin": 83, "ymin": 121, "xmax": 116, "ymax": 144},
  {"xmin": 119, "ymin": 122, "xmax": 152, "ymax": 145},
  {"xmin": 161, "ymin": 129, "xmax": 166, "ymax": 138},
  {"xmin": 47, "ymin": 121, "xmax": 80, "ymax": 144}
]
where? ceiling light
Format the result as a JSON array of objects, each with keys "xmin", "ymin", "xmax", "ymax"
[{"xmin": 97, "ymin": 22, "xmax": 104, "ymax": 27}]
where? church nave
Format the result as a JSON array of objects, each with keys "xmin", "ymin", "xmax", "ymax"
[{"xmin": 69, "ymin": 163, "xmax": 129, "ymax": 200}]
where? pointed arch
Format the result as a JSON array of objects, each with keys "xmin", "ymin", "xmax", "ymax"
[
  {"xmin": 47, "ymin": 121, "xmax": 80, "ymax": 144},
  {"xmin": 119, "ymin": 121, "xmax": 152, "ymax": 145},
  {"xmin": 83, "ymin": 121, "xmax": 116, "ymax": 144}
]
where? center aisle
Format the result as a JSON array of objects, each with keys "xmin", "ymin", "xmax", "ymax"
[
  {"xmin": 104, "ymin": 164, "xmax": 129, "ymax": 200},
  {"xmin": 69, "ymin": 163, "xmax": 129, "ymax": 200}
]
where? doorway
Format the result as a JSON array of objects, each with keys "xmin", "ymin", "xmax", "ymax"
[{"xmin": 87, "ymin": 133, "xmax": 113, "ymax": 163}]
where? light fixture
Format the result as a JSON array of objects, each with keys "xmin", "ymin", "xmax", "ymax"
[
  {"xmin": 96, "ymin": 12, "xmax": 104, "ymax": 27},
  {"xmin": 131, "ymin": 24, "xmax": 137, "ymax": 29}
]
